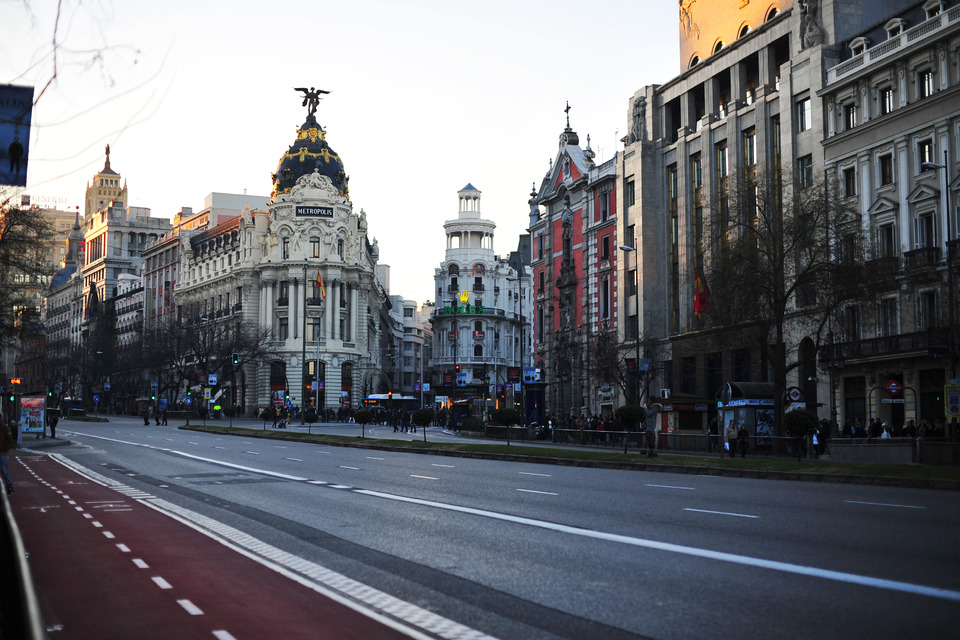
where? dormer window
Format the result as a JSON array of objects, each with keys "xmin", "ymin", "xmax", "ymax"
[
  {"xmin": 714, "ymin": 40, "xmax": 725, "ymax": 54},
  {"xmin": 739, "ymin": 25, "xmax": 751, "ymax": 38},
  {"xmin": 923, "ymin": 0, "xmax": 944, "ymax": 19},
  {"xmin": 885, "ymin": 18, "xmax": 906, "ymax": 38},
  {"xmin": 766, "ymin": 8, "xmax": 779, "ymax": 21},
  {"xmin": 690, "ymin": 55, "xmax": 700, "ymax": 67},
  {"xmin": 849, "ymin": 37, "xmax": 869, "ymax": 56}
]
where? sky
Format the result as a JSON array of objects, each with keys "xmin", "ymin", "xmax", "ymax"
[{"xmin": 2, "ymin": 0, "xmax": 681, "ymax": 305}]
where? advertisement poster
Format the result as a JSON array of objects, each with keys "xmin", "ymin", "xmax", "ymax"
[
  {"xmin": 19, "ymin": 396, "xmax": 45, "ymax": 434},
  {"xmin": 0, "ymin": 84, "xmax": 34, "ymax": 187}
]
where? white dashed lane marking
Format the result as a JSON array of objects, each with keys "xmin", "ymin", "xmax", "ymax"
[
  {"xmin": 177, "ymin": 599, "xmax": 204, "ymax": 615},
  {"xmin": 132, "ymin": 559, "xmax": 149, "ymax": 569},
  {"xmin": 646, "ymin": 483, "xmax": 695, "ymax": 490},
  {"xmin": 410, "ymin": 475, "xmax": 438, "ymax": 480},
  {"xmin": 516, "ymin": 489, "xmax": 559, "ymax": 496},
  {"xmin": 844, "ymin": 500, "xmax": 926, "ymax": 510},
  {"xmin": 518, "ymin": 471, "xmax": 551, "ymax": 477},
  {"xmin": 684, "ymin": 508, "xmax": 758, "ymax": 519},
  {"xmin": 152, "ymin": 576, "xmax": 173, "ymax": 589}
]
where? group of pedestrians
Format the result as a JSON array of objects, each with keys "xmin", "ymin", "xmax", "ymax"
[{"xmin": 724, "ymin": 419, "xmax": 750, "ymax": 459}]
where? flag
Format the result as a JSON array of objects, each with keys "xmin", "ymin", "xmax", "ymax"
[
  {"xmin": 694, "ymin": 266, "xmax": 711, "ymax": 316},
  {"xmin": 316, "ymin": 273, "xmax": 325, "ymax": 300}
]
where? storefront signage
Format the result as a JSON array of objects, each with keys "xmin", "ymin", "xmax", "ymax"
[
  {"xmin": 296, "ymin": 205, "xmax": 333, "ymax": 217},
  {"xmin": 442, "ymin": 303, "xmax": 485, "ymax": 315}
]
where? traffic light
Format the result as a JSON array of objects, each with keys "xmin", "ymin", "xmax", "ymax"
[
  {"xmin": 388, "ymin": 391, "xmax": 393, "ymax": 400},
  {"xmin": 232, "ymin": 353, "xmax": 240, "ymax": 365},
  {"xmin": 454, "ymin": 365, "xmax": 460, "ymax": 373}
]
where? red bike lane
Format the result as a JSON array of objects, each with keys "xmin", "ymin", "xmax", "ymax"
[{"xmin": 10, "ymin": 453, "xmax": 416, "ymax": 640}]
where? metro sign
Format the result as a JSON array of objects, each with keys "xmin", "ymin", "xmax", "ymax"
[{"xmin": 884, "ymin": 380, "xmax": 902, "ymax": 395}]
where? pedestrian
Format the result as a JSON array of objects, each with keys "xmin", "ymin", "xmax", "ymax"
[
  {"xmin": 737, "ymin": 423, "xmax": 749, "ymax": 458},
  {"xmin": 160, "ymin": 409, "xmax": 168, "ymax": 426},
  {"xmin": 644, "ymin": 398, "xmax": 663, "ymax": 457},
  {"xmin": 0, "ymin": 422, "xmax": 14, "ymax": 495},
  {"xmin": 725, "ymin": 419, "xmax": 737, "ymax": 458},
  {"xmin": 708, "ymin": 416, "xmax": 720, "ymax": 451},
  {"xmin": 142, "ymin": 407, "xmax": 150, "ymax": 426},
  {"xmin": 48, "ymin": 412, "xmax": 59, "ymax": 439}
]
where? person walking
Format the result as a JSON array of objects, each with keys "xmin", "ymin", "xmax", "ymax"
[
  {"xmin": 643, "ymin": 398, "xmax": 664, "ymax": 457},
  {"xmin": 737, "ymin": 423, "xmax": 749, "ymax": 458},
  {"xmin": 0, "ymin": 422, "xmax": 15, "ymax": 495},
  {"xmin": 725, "ymin": 420, "xmax": 737, "ymax": 459}
]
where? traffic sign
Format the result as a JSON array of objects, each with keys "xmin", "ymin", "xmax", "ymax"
[
  {"xmin": 884, "ymin": 380, "xmax": 902, "ymax": 395},
  {"xmin": 208, "ymin": 373, "xmax": 218, "ymax": 385},
  {"xmin": 93, "ymin": 395, "xmax": 100, "ymax": 403},
  {"xmin": 787, "ymin": 386, "xmax": 804, "ymax": 402}
]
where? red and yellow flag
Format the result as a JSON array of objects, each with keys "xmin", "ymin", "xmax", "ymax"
[
  {"xmin": 316, "ymin": 273, "xmax": 326, "ymax": 300},
  {"xmin": 694, "ymin": 266, "xmax": 711, "ymax": 316}
]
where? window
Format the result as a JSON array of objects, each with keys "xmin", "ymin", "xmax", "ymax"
[
  {"xmin": 337, "ymin": 239, "xmax": 344, "ymax": 259},
  {"xmin": 278, "ymin": 318, "xmax": 289, "ymax": 341},
  {"xmin": 879, "ymin": 87, "xmax": 895, "ymax": 115},
  {"xmin": 916, "ymin": 211, "xmax": 937, "ymax": 248},
  {"xmin": 716, "ymin": 144, "xmax": 728, "ymax": 177},
  {"xmin": 918, "ymin": 70, "xmax": 935, "ymax": 99},
  {"xmin": 601, "ymin": 236, "xmax": 610, "ymax": 262},
  {"xmin": 796, "ymin": 98, "xmax": 812, "ymax": 132},
  {"xmin": 626, "ymin": 180, "xmax": 635, "ymax": 207},
  {"xmin": 667, "ymin": 166, "xmax": 679, "ymax": 199},
  {"xmin": 843, "ymin": 306, "xmax": 861, "ymax": 342},
  {"xmin": 692, "ymin": 154, "xmax": 703, "ymax": 188},
  {"xmin": 536, "ymin": 233, "xmax": 544, "ymax": 259},
  {"xmin": 878, "ymin": 222, "xmax": 897, "ymax": 257},
  {"xmin": 743, "ymin": 129, "xmax": 756, "ymax": 166},
  {"xmin": 538, "ymin": 271, "xmax": 545, "ymax": 295},
  {"xmin": 925, "ymin": 0, "xmax": 943, "ymax": 19},
  {"xmin": 282, "ymin": 238, "xmax": 290, "ymax": 260},
  {"xmin": 879, "ymin": 154, "xmax": 894, "ymax": 185},
  {"xmin": 843, "ymin": 167, "xmax": 857, "ymax": 197},
  {"xmin": 601, "ymin": 276, "xmax": 610, "ymax": 319},
  {"xmin": 599, "ymin": 189, "xmax": 610, "ymax": 221},
  {"xmin": 797, "ymin": 155, "xmax": 814, "ymax": 188},
  {"xmin": 310, "ymin": 236, "xmax": 320, "ymax": 258},
  {"xmin": 628, "ymin": 269, "xmax": 637, "ymax": 296},
  {"xmin": 918, "ymin": 291, "xmax": 938, "ymax": 330},
  {"xmin": 918, "ymin": 139, "xmax": 934, "ymax": 168},
  {"xmin": 878, "ymin": 298, "xmax": 898, "ymax": 337},
  {"xmin": 843, "ymin": 103, "xmax": 857, "ymax": 130}
]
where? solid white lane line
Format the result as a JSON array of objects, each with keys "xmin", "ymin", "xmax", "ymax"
[
  {"xmin": 845, "ymin": 500, "xmax": 926, "ymax": 510},
  {"xmin": 516, "ymin": 489, "xmax": 559, "ymax": 496},
  {"xmin": 132, "ymin": 559, "xmax": 149, "ymax": 569},
  {"xmin": 410, "ymin": 475, "xmax": 438, "ymax": 480},
  {"xmin": 355, "ymin": 487, "xmax": 960, "ymax": 603},
  {"xmin": 177, "ymin": 599, "xmax": 204, "ymax": 615},
  {"xmin": 518, "ymin": 472, "xmax": 551, "ymax": 477},
  {"xmin": 684, "ymin": 508, "xmax": 758, "ymax": 519},
  {"xmin": 646, "ymin": 483, "xmax": 695, "ymax": 490},
  {"xmin": 152, "ymin": 576, "xmax": 173, "ymax": 589}
]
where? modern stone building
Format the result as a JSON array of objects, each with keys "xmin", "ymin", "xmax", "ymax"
[{"xmin": 622, "ymin": 0, "xmax": 958, "ymax": 434}]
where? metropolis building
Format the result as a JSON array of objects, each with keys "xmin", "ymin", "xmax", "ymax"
[
  {"xmin": 174, "ymin": 104, "xmax": 386, "ymax": 413},
  {"xmin": 623, "ymin": 0, "xmax": 959, "ymax": 434}
]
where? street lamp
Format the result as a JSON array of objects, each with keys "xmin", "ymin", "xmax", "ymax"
[
  {"xmin": 506, "ymin": 273, "xmax": 529, "ymax": 442},
  {"xmin": 620, "ymin": 245, "xmax": 642, "ymax": 404},
  {"xmin": 922, "ymin": 152, "xmax": 957, "ymax": 381}
]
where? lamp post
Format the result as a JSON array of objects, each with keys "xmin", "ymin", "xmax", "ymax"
[
  {"xmin": 507, "ymin": 273, "xmax": 529, "ymax": 441},
  {"xmin": 619, "ymin": 245, "xmax": 642, "ymax": 404},
  {"xmin": 922, "ymin": 152, "xmax": 956, "ymax": 382}
]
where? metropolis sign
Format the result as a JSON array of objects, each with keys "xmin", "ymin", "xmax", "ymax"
[{"xmin": 296, "ymin": 205, "xmax": 333, "ymax": 217}]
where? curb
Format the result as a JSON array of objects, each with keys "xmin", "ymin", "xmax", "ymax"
[{"xmin": 179, "ymin": 425, "xmax": 960, "ymax": 491}]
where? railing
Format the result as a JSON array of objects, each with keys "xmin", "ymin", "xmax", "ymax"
[
  {"xmin": 827, "ymin": 9, "xmax": 959, "ymax": 85},
  {"xmin": 276, "ymin": 297, "xmax": 289, "ymax": 307},
  {"xmin": 903, "ymin": 246, "xmax": 941, "ymax": 268}
]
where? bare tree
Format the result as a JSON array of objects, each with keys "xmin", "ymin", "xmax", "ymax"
[
  {"xmin": 0, "ymin": 200, "xmax": 56, "ymax": 347},
  {"xmin": 699, "ymin": 164, "xmax": 878, "ymax": 436}
]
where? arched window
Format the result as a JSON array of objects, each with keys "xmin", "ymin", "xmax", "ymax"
[
  {"xmin": 766, "ymin": 8, "xmax": 778, "ymax": 21},
  {"xmin": 713, "ymin": 40, "xmax": 725, "ymax": 54},
  {"xmin": 474, "ymin": 345, "xmax": 483, "ymax": 357},
  {"xmin": 739, "ymin": 24, "xmax": 751, "ymax": 38},
  {"xmin": 337, "ymin": 238, "xmax": 344, "ymax": 259},
  {"xmin": 448, "ymin": 264, "xmax": 460, "ymax": 276},
  {"xmin": 472, "ymin": 263, "xmax": 485, "ymax": 275},
  {"xmin": 689, "ymin": 55, "xmax": 700, "ymax": 67}
]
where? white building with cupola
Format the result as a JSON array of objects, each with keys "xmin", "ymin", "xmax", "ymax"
[{"xmin": 431, "ymin": 185, "xmax": 531, "ymax": 418}]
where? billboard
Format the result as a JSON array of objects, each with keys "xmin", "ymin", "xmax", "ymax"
[
  {"xmin": 19, "ymin": 396, "xmax": 45, "ymax": 434},
  {"xmin": 0, "ymin": 84, "xmax": 34, "ymax": 187}
]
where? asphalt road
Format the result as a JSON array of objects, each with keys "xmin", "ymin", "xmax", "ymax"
[{"xmin": 20, "ymin": 416, "xmax": 960, "ymax": 640}]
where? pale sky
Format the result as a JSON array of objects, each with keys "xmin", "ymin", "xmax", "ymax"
[{"xmin": 3, "ymin": 0, "xmax": 680, "ymax": 304}]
